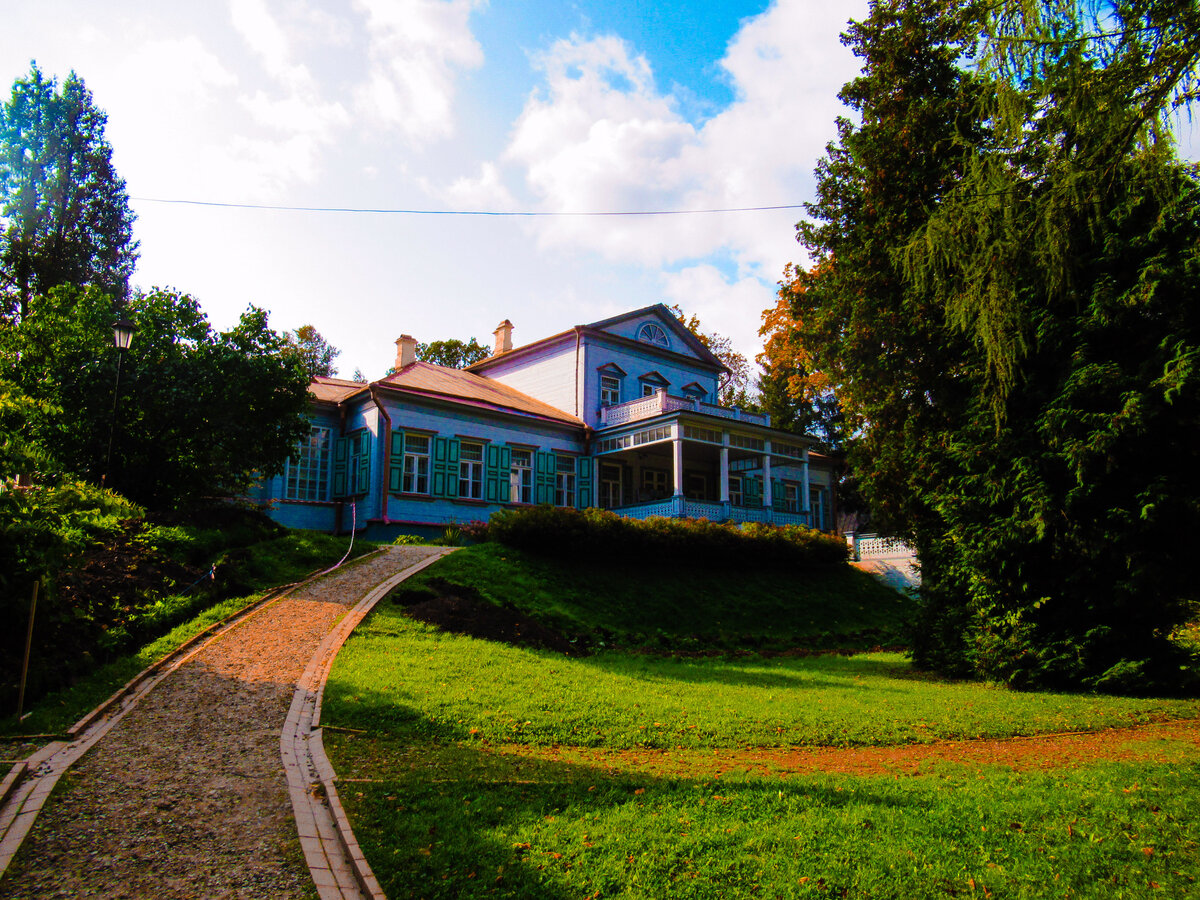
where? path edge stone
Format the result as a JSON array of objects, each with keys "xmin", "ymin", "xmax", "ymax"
[
  {"xmin": 282, "ymin": 546, "xmax": 457, "ymax": 900},
  {"xmin": 0, "ymin": 550, "xmax": 389, "ymax": 880}
]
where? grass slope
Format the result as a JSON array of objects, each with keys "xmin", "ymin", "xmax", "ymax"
[
  {"xmin": 325, "ymin": 550, "xmax": 1200, "ymax": 898},
  {"xmin": 389, "ymin": 543, "xmax": 910, "ymax": 650}
]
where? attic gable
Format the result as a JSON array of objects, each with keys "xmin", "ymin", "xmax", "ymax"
[{"xmin": 584, "ymin": 303, "xmax": 725, "ymax": 371}]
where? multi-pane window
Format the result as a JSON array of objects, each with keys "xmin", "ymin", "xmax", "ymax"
[
  {"xmin": 729, "ymin": 475, "xmax": 744, "ymax": 506},
  {"xmin": 637, "ymin": 322, "xmax": 669, "ymax": 347},
  {"xmin": 555, "ymin": 454, "xmax": 576, "ymax": 507},
  {"xmin": 784, "ymin": 482, "xmax": 800, "ymax": 513},
  {"xmin": 510, "ymin": 448, "xmax": 532, "ymax": 503},
  {"xmin": 285, "ymin": 427, "xmax": 331, "ymax": 501},
  {"xmin": 459, "ymin": 441, "xmax": 484, "ymax": 500},
  {"xmin": 641, "ymin": 382, "xmax": 658, "ymax": 397},
  {"xmin": 600, "ymin": 462, "xmax": 622, "ymax": 509},
  {"xmin": 600, "ymin": 375, "xmax": 621, "ymax": 407},
  {"xmin": 642, "ymin": 468, "xmax": 668, "ymax": 499},
  {"xmin": 403, "ymin": 434, "xmax": 430, "ymax": 494}
]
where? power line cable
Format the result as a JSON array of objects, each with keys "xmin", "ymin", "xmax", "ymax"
[{"xmin": 130, "ymin": 196, "xmax": 805, "ymax": 216}]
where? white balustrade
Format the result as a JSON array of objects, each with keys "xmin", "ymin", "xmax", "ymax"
[{"xmin": 600, "ymin": 392, "xmax": 769, "ymax": 428}]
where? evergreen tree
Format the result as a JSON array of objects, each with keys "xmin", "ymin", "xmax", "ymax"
[
  {"xmin": 0, "ymin": 64, "xmax": 137, "ymax": 319},
  {"xmin": 792, "ymin": 0, "xmax": 1200, "ymax": 692}
]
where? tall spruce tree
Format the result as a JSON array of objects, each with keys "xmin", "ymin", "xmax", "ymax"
[
  {"xmin": 0, "ymin": 64, "xmax": 137, "ymax": 319},
  {"xmin": 794, "ymin": 0, "xmax": 1200, "ymax": 693}
]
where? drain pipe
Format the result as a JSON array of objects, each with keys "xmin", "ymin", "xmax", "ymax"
[{"xmin": 369, "ymin": 385, "xmax": 392, "ymax": 525}]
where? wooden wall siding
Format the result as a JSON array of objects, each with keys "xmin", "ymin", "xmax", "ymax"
[
  {"xmin": 583, "ymin": 338, "xmax": 721, "ymax": 427},
  {"xmin": 477, "ymin": 340, "xmax": 580, "ymax": 418},
  {"xmin": 379, "ymin": 395, "xmax": 590, "ymax": 527}
]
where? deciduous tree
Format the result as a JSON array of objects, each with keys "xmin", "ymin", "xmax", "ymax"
[
  {"xmin": 417, "ymin": 337, "xmax": 489, "ymax": 368},
  {"xmin": 285, "ymin": 324, "xmax": 340, "ymax": 379},
  {"xmin": 0, "ymin": 285, "xmax": 310, "ymax": 509}
]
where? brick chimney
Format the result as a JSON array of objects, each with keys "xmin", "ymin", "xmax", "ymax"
[
  {"xmin": 394, "ymin": 334, "xmax": 418, "ymax": 370},
  {"xmin": 493, "ymin": 319, "xmax": 514, "ymax": 355}
]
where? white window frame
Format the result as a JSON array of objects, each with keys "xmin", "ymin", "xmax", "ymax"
[
  {"xmin": 510, "ymin": 448, "xmax": 532, "ymax": 504},
  {"xmin": 403, "ymin": 434, "xmax": 431, "ymax": 494},
  {"xmin": 459, "ymin": 441, "xmax": 484, "ymax": 500},
  {"xmin": 600, "ymin": 462, "xmax": 623, "ymax": 509},
  {"xmin": 555, "ymin": 454, "xmax": 577, "ymax": 507},
  {"xmin": 285, "ymin": 426, "xmax": 331, "ymax": 501},
  {"xmin": 600, "ymin": 374, "xmax": 621, "ymax": 407},
  {"xmin": 729, "ymin": 475, "xmax": 744, "ymax": 507}
]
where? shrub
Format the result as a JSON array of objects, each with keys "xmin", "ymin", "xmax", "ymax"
[{"xmin": 487, "ymin": 505, "xmax": 848, "ymax": 568}]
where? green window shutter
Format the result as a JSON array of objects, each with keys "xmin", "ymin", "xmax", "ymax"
[
  {"xmin": 746, "ymin": 475, "xmax": 763, "ymax": 506},
  {"xmin": 577, "ymin": 456, "xmax": 594, "ymax": 509},
  {"xmin": 772, "ymin": 478, "xmax": 785, "ymax": 512},
  {"xmin": 485, "ymin": 443, "xmax": 511, "ymax": 503},
  {"xmin": 355, "ymin": 431, "xmax": 371, "ymax": 496},
  {"xmin": 332, "ymin": 436, "xmax": 349, "ymax": 498},
  {"xmin": 388, "ymin": 430, "xmax": 405, "ymax": 493},
  {"xmin": 535, "ymin": 450, "xmax": 556, "ymax": 505},
  {"xmin": 432, "ymin": 436, "xmax": 460, "ymax": 498}
]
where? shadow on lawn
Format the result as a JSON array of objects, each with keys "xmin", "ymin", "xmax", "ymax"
[
  {"xmin": 570, "ymin": 650, "xmax": 920, "ymax": 693},
  {"xmin": 327, "ymin": 693, "xmax": 922, "ymax": 900}
]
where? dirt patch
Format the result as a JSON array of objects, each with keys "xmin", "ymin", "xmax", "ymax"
[
  {"xmin": 400, "ymin": 589, "xmax": 584, "ymax": 656},
  {"xmin": 504, "ymin": 719, "xmax": 1200, "ymax": 779}
]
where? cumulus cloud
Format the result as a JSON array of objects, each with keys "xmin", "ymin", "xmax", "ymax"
[
  {"xmin": 660, "ymin": 264, "xmax": 777, "ymax": 369},
  {"xmin": 493, "ymin": 0, "xmax": 865, "ymax": 282},
  {"xmin": 353, "ymin": 0, "xmax": 483, "ymax": 142}
]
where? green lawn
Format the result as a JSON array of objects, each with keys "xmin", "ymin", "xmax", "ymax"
[{"xmin": 324, "ymin": 578, "xmax": 1200, "ymax": 899}]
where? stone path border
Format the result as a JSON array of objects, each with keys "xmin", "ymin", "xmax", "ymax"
[
  {"xmin": 0, "ymin": 575, "xmax": 307, "ymax": 877},
  {"xmin": 0, "ymin": 544, "xmax": 456, "ymax": 898},
  {"xmin": 281, "ymin": 548, "xmax": 455, "ymax": 900}
]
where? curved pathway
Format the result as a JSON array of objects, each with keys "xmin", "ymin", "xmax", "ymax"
[{"xmin": 0, "ymin": 545, "xmax": 448, "ymax": 900}]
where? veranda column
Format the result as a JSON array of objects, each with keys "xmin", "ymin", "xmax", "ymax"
[
  {"xmin": 672, "ymin": 424, "xmax": 685, "ymax": 516},
  {"xmin": 719, "ymin": 435, "xmax": 730, "ymax": 502},
  {"xmin": 762, "ymin": 441, "xmax": 773, "ymax": 511},
  {"xmin": 802, "ymin": 449, "xmax": 812, "ymax": 521}
]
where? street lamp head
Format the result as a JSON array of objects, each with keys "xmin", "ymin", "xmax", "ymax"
[{"xmin": 111, "ymin": 317, "xmax": 137, "ymax": 351}]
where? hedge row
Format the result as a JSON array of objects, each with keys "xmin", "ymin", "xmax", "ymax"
[{"xmin": 485, "ymin": 505, "xmax": 849, "ymax": 568}]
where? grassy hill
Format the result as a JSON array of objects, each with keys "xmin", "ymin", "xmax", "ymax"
[{"xmin": 385, "ymin": 542, "xmax": 911, "ymax": 654}]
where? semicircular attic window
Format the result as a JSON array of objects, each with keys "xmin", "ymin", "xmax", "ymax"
[{"xmin": 636, "ymin": 322, "xmax": 669, "ymax": 348}]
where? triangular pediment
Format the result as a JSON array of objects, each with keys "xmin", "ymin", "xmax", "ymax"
[{"xmin": 584, "ymin": 303, "xmax": 725, "ymax": 371}]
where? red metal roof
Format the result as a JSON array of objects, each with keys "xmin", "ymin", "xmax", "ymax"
[{"xmin": 377, "ymin": 361, "xmax": 583, "ymax": 426}]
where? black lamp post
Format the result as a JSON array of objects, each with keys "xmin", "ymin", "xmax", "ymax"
[{"xmin": 102, "ymin": 316, "xmax": 137, "ymax": 488}]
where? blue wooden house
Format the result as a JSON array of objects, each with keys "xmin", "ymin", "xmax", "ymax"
[{"xmin": 251, "ymin": 304, "xmax": 837, "ymax": 538}]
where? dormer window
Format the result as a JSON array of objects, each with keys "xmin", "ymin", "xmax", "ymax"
[
  {"xmin": 601, "ymin": 375, "xmax": 621, "ymax": 407},
  {"xmin": 638, "ymin": 370, "xmax": 670, "ymax": 397},
  {"xmin": 637, "ymin": 322, "xmax": 670, "ymax": 348}
]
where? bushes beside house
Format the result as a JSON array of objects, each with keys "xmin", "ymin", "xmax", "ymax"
[
  {"xmin": 486, "ymin": 506, "xmax": 848, "ymax": 568},
  {"xmin": 0, "ymin": 479, "xmax": 355, "ymax": 712}
]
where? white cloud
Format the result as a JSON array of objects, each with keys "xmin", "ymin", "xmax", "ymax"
[
  {"xmin": 445, "ymin": 162, "xmax": 517, "ymax": 210},
  {"xmin": 660, "ymin": 264, "xmax": 776, "ymax": 370},
  {"xmin": 352, "ymin": 0, "xmax": 483, "ymax": 142},
  {"xmin": 230, "ymin": 0, "xmax": 314, "ymax": 92},
  {"xmin": 493, "ymin": 2, "xmax": 863, "ymax": 274}
]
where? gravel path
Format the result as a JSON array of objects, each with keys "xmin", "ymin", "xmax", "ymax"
[{"xmin": 0, "ymin": 546, "xmax": 444, "ymax": 900}]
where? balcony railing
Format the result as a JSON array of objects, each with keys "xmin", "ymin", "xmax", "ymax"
[{"xmin": 599, "ymin": 390, "xmax": 770, "ymax": 428}]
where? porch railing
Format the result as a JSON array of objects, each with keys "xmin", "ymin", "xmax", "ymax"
[
  {"xmin": 845, "ymin": 533, "xmax": 915, "ymax": 561},
  {"xmin": 610, "ymin": 498, "xmax": 812, "ymax": 527},
  {"xmin": 599, "ymin": 391, "xmax": 770, "ymax": 428}
]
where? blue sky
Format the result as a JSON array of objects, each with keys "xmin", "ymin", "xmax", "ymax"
[{"xmin": 3, "ymin": 1, "xmax": 1196, "ymax": 379}]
